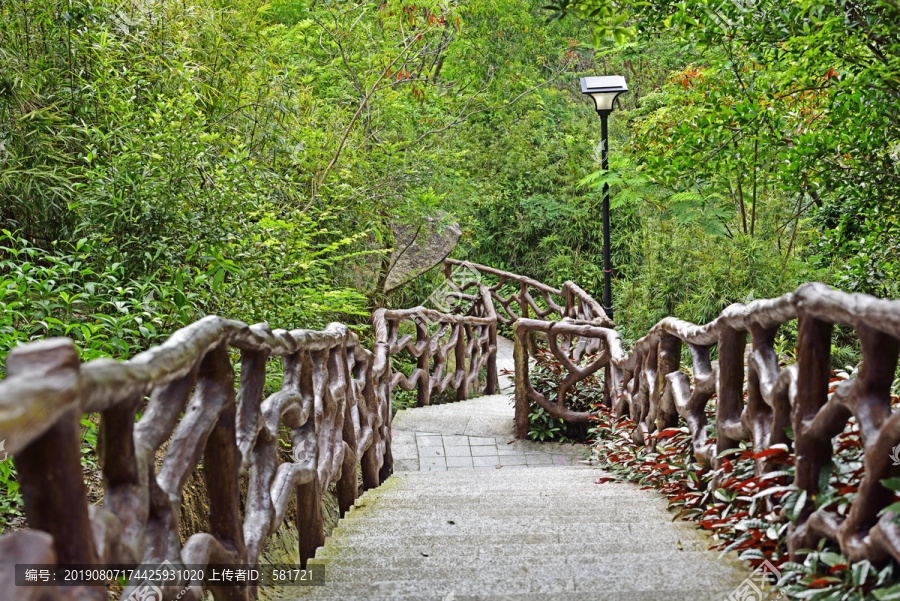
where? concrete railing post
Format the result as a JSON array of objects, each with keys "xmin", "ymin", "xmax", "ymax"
[{"xmin": 513, "ymin": 321, "xmax": 530, "ymax": 439}]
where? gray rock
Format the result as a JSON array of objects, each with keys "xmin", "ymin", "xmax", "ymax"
[{"xmin": 383, "ymin": 213, "xmax": 461, "ymax": 292}]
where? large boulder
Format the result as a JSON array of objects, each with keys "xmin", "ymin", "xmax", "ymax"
[{"xmin": 383, "ymin": 214, "xmax": 461, "ymax": 292}]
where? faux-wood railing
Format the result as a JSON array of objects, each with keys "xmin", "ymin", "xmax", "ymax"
[
  {"xmin": 507, "ymin": 280, "xmax": 900, "ymax": 568},
  {"xmin": 442, "ymin": 258, "xmax": 614, "ymax": 330},
  {"xmin": 0, "ymin": 284, "xmax": 497, "ymax": 601},
  {"xmin": 7, "ymin": 256, "xmax": 900, "ymax": 598}
]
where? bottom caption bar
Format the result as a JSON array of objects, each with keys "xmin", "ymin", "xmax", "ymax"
[{"xmin": 15, "ymin": 563, "xmax": 326, "ymax": 587}]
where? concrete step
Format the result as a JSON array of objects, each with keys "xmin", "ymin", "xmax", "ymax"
[
  {"xmin": 306, "ymin": 548, "xmax": 721, "ymax": 570},
  {"xmin": 283, "ymin": 568, "xmax": 747, "ymax": 600},
  {"xmin": 331, "ymin": 512, "xmax": 689, "ymax": 536},
  {"xmin": 269, "ymin": 337, "xmax": 752, "ymax": 600},
  {"xmin": 311, "ymin": 539, "xmax": 713, "ymax": 562},
  {"xmin": 305, "ymin": 555, "xmax": 743, "ymax": 580},
  {"xmin": 320, "ymin": 527, "xmax": 706, "ymax": 553}
]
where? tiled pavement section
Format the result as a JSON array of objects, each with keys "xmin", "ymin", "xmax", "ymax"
[
  {"xmin": 391, "ymin": 335, "xmax": 590, "ymax": 472},
  {"xmin": 393, "ymin": 432, "xmax": 571, "ymax": 472}
]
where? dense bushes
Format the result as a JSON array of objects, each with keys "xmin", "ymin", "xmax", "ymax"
[
  {"xmin": 0, "ymin": 0, "xmax": 381, "ymax": 350},
  {"xmin": 0, "ymin": 0, "xmax": 602, "ymax": 530},
  {"xmin": 462, "ymin": 54, "xmax": 825, "ymax": 351},
  {"xmin": 465, "ymin": 0, "xmax": 900, "ymax": 357},
  {"xmin": 0, "ymin": 0, "xmax": 603, "ymax": 357}
]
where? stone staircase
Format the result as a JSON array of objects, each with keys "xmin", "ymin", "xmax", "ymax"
[{"xmin": 288, "ymin": 338, "xmax": 751, "ymax": 600}]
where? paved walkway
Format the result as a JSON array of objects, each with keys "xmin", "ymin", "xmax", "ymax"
[
  {"xmin": 391, "ymin": 337, "xmax": 590, "ymax": 472},
  {"xmin": 288, "ymin": 337, "xmax": 753, "ymax": 601}
]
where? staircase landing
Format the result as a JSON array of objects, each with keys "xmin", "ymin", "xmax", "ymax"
[{"xmin": 391, "ymin": 337, "xmax": 588, "ymax": 472}]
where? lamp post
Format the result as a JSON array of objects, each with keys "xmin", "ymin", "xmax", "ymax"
[{"xmin": 580, "ymin": 76, "xmax": 628, "ymax": 322}]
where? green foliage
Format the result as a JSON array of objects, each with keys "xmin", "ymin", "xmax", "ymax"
[
  {"xmin": 390, "ymin": 352, "xmax": 419, "ymax": 415},
  {"xmin": 813, "ymin": 201, "xmax": 900, "ymax": 300},
  {"xmin": 591, "ymin": 60, "xmax": 827, "ymax": 338},
  {"xmin": 209, "ymin": 209, "xmax": 375, "ymax": 328},
  {"xmin": 0, "ymin": 230, "xmax": 181, "ymax": 372},
  {"xmin": 0, "ymin": 456, "xmax": 23, "ymax": 530},
  {"xmin": 612, "ymin": 204, "xmax": 814, "ymax": 340},
  {"xmin": 547, "ymin": 0, "xmax": 900, "ymax": 304},
  {"xmin": 463, "ymin": 86, "xmax": 629, "ymax": 294},
  {"xmin": 0, "ymin": 0, "xmax": 383, "ymax": 326},
  {"xmin": 527, "ymin": 405, "xmax": 565, "ymax": 442},
  {"xmin": 0, "ymin": 0, "xmax": 604, "ymax": 317},
  {"xmin": 459, "ymin": 30, "xmax": 696, "ymax": 295},
  {"xmin": 459, "ymin": 20, "xmax": 816, "ymax": 341},
  {"xmin": 463, "ymin": 0, "xmax": 900, "ymax": 350}
]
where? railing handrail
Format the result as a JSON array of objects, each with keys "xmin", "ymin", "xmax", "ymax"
[
  {"xmin": 0, "ymin": 281, "xmax": 499, "ymax": 600},
  {"xmin": 445, "ymin": 258, "xmax": 564, "ymax": 296},
  {"xmin": 442, "ymin": 258, "xmax": 614, "ymax": 328},
  {"xmin": 510, "ymin": 279, "xmax": 900, "ymax": 568},
  {"xmin": 512, "ymin": 317, "xmax": 621, "ymax": 425}
]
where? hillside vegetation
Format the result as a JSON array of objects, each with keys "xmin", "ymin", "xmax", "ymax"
[{"xmin": 1, "ymin": 0, "xmax": 898, "ymax": 535}]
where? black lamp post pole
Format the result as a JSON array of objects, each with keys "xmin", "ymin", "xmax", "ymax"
[{"xmin": 599, "ymin": 109, "xmax": 613, "ymax": 322}]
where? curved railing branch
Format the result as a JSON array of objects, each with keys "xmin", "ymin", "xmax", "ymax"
[{"xmin": 443, "ymin": 258, "xmax": 614, "ymax": 329}]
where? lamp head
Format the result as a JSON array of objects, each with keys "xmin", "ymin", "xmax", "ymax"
[{"xmin": 580, "ymin": 76, "xmax": 629, "ymax": 113}]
